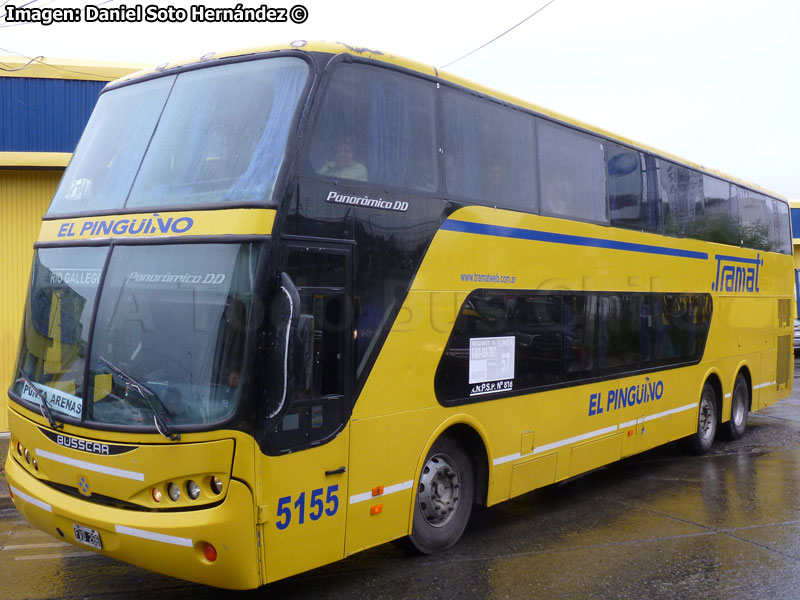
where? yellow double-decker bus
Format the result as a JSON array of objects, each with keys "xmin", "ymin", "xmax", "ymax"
[{"xmin": 5, "ymin": 41, "xmax": 794, "ymax": 589}]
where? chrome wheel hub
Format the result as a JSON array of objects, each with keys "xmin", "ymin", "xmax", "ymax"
[
  {"xmin": 732, "ymin": 387, "xmax": 746, "ymax": 425},
  {"xmin": 418, "ymin": 453, "xmax": 461, "ymax": 527},
  {"xmin": 699, "ymin": 397, "xmax": 714, "ymax": 440}
]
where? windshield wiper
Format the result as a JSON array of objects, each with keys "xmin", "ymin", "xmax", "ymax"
[
  {"xmin": 18, "ymin": 369, "xmax": 62, "ymax": 430},
  {"xmin": 98, "ymin": 356, "xmax": 181, "ymax": 441}
]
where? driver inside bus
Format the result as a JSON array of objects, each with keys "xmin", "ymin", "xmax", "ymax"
[{"xmin": 319, "ymin": 137, "xmax": 368, "ymax": 181}]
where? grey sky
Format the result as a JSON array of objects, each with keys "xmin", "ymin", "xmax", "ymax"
[{"xmin": 2, "ymin": 0, "xmax": 798, "ymax": 198}]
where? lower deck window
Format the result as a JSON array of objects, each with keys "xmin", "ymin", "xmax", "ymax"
[{"xmin": 435, "ymin": 289, "xmax": 712, "ymax": 405}]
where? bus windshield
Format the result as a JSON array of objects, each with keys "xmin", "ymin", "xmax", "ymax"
[
  {"xmin": 12, "ymin": 242, "xmax": 260, "ymax": 429},
  {"xmin": 48, "ymin": 56, "xmax": 309, "ymax": 216}
]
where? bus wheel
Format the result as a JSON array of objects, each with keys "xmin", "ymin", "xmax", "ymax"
[
  {"xmin": 684, "ymin": 382, "xmax": 718, "ymax": 454},
  {"xmin": 408, "ymin": 436, "xmax": 474, "ymax": 554},
  {"xmin": 723, "ymin": 374, "xmax": 749, "ymax": 441}
]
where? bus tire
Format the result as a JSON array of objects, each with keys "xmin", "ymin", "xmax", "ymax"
[
  {"xmin": 684, "ymin": 382, "xmax": 718, "ymax": 454},
  {"xmin": 408, "ymin": 436, "xmax": 474, "ymax": 554},
  {"xmin": 722, "ymin": 373, "xmax": 749, "ymax": 441}
]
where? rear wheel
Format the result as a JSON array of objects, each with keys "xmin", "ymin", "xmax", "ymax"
[
  {"xmin": 684, "ymin": 382, "xmax": 718, "ymax": 454},
  {"xmin": 407, "ymin": 436, "xmax": 474, "ymax": 554},
  {"xmin": 723, "ymin": 373, "xmax": 749, "ymax": 440}
]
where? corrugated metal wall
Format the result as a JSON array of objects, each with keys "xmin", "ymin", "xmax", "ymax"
[
  {"xmin": 0, "ymin": 77, "xmax": 106, "ymax": 152},
  {"xmin": 0, "ymin": 170, "xmax": 61, "ymax": 431}
]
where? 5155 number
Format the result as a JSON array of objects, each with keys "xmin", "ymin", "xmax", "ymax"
[{"xmin": 276, "ymin": 485, "xmax": 339, "ymax": 530}]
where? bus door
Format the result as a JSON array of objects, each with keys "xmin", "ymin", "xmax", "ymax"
[{"xmin": 260, "ymin": 241, "xmax": 354, "ymax": 583}]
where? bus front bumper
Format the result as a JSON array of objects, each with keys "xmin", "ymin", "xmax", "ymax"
[{"xmin": 5, "ymin": 454, "xmax": 261, "ymax": 590}]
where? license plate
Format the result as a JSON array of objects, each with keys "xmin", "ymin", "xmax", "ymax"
[{"xmin": 73, "ymin": 524, "xmax": 102, "ymax": 550}]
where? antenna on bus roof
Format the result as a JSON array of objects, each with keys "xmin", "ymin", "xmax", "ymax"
[{"xmin": 439, "ymin": 0, "xmax": 558, "ymax": 70}]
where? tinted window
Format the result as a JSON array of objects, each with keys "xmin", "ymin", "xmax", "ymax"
[
  {"xmin": 286, "ymin": 250, "xmax": 347, "ymax": 289},
  {"xmin": 660, "ymin": 161, "xmax": 704, "ymax": 238},
  {"xmin": 49, "ymin": 57, "xmax": 309, "ymax": 215},
  {"xmin": 607, "ymin": 144, "xmax": 650, "ymax": 231},
  {"xmin": 49, "ymin": 77, "xmax": 174, "ymax": 215},
  {"xmin": 306, "ymin": 64, "xmax": 438, "ymax": 192},
  {"xmin": 538, "ymin": 121, "xmax": 607, "ymax": 223},
  {"xmin": 774, "ymin": 200, "xmax": 792, "ymax": 254},
  {"xmin": 515, "ymin": 294, "xmax": 562, "ymax": 388},
  {"xmin": 435, "ymin": 290, "xmax": 711, "ymax": 405},
  {"xmin": 697, "ymin": 176, "xmax": 738, "ymax": 245},
  {"xmin": 128, "ymin": 58, "xmax": 308, "ymax": 208},
  {"xmin": 598, "ymin": 294, "xmax": 642, "ymax": 373},
  {"xmin": 442, "ymin": 88, "xmax": 537, "ymax": 211},
  {"xmin": 736, "ymin": 188, "xmax": 771, "ymax": 251},
  {"xmin": 563, "ymin": 294, "xmax": 596, "ymax": 380},
  {"xmin": 653, "ymin": 294, "xmax": 712, "ymax": 363}
]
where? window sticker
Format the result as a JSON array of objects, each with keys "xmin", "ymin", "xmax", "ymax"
[
  {"xmin": 19, "ymin": 380, "xmax": 82, "ymax": 420},
  {"xmin": 469, "ymin": 336, "xmax": 515, "ymax": 387}
]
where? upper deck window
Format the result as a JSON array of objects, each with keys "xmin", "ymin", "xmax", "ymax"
[
  {"xmin": 537, "ymin": 121, "xmax": 607, "ymax": 224},
  {"xmin": 442, "ymin": 88, "xmax": 537, "ymax": 211},
  {"xmin": 48, "ymin": 57, "xmax": 309, "ymax": 216},
  {"xmin": 305, "ymin": 63, "xmax": 439, "ymax": 193},
  {"xmin": 773, "ymin": 199, "xmax": 792, "ymax": 254}
]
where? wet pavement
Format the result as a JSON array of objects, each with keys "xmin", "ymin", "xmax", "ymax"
[
  {"xmin": 4, "ymin": 370, "xmax": 800, "ymax": 599},
  {"xmin": 0, "ymin": 433, "xmax": 8, "ymax": 510}
]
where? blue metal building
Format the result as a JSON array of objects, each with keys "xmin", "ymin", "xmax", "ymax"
[{"xmin": 0, "ymin": 56, "xmax": 147, "ymax": 431}]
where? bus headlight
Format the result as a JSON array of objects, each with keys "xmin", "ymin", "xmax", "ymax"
[
  {"xmin": 186, "ymin": 480, "xmax": 200, "ymax": 500},
  {"xmin": 210, "ymin": 476, "xmax": 223, "ymax": 495},
  {"xmin": 167, "ymin": 482, "xmax": 181, "ymax": 502}
]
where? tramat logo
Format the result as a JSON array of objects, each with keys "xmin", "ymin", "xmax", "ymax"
[{"xmin": 711, "ymin": 253, "xmax": 762, "ymax": 293}]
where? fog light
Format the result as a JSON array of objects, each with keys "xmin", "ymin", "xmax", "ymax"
[
  {"xmin": 186, "ymin": 480, "xmax": 200, "ymax": 500},
  {"xmin": 204, "ymin": 543, "xmax": 217, "ymax": 562},
  {"xmin": 210, "ymin": 476, "xmax": 223, "ymax": 495},
  {"xmin": 151, "ymin": 488, "xmax": 163, "ymax": 503},
  {"xmin": 167, "ymin": 482, "xmax": 181, "ymax": 502}
]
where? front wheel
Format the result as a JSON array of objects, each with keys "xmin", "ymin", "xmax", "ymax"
[
  {"xmin": 722, "ymin": 373, "xmax": 749, "ymax": 440},
  {"xmin": 407, "ymin": 436, "xmax": 474, "ymax": 554},
  {"xmin": 684, "ymin": 382, "xmax": 718, "ymax": 454}
]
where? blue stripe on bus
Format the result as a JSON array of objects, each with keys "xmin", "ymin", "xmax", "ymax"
[
  {"xmin": 440, "ymin": 219, "xmax": 709, "ymax": 261},
  {"xmin": 714, "ymin": 254, "xmax": 761, "ymax": 265}
]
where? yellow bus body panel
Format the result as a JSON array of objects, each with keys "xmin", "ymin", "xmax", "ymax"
[
  {"xmin": 258, "ymin": 427, "xmax": 350, "ymax": 584},
  {"xmin": 345, "ymin": 205, "xmax": 793, "ymax": 555}
]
